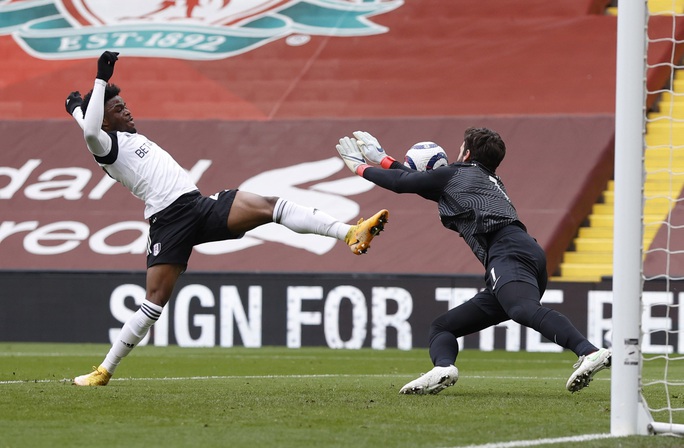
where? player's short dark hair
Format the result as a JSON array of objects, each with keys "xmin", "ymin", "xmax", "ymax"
[
  {"xmin": 81, "ymin": 83, "xmax": 121, "ymax": 116},
  {"xmin": 463, "ymin": 127, "xmax": 506, "ymax": 172}
]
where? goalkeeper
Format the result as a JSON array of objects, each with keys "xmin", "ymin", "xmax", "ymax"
[
  {"xmin": 65, "ymin": 51, "xmax": 389, "ymax": 386},
  {"xmin": 336, "ymin": 128, "xmax": 610, "ymax": 394}
]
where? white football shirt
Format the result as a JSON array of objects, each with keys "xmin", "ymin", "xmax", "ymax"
[{"xmin": 72, "ymin": 79, "xmax": 198, "ymax": 218}]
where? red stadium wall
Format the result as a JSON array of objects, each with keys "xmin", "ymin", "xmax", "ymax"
[
  {"xmin": 0, "ymin": 0, "xmax": 680, "ymax": 277},
  {"xmin": 1, "ymin": 0, "xmax": 620, "ymax": 120},
  {"xmin": 0, "ymin": 116, "xmax": 614, "ymax": 275}
]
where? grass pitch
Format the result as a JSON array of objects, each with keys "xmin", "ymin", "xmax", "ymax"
[{"xmin": 0, "ymin": 344, "xmax": 682, "ymax": 448}]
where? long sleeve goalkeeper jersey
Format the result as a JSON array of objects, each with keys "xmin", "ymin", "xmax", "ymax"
[{"xmin": 362, "ymin": 160, "xmax": 525, "ymax": 266}]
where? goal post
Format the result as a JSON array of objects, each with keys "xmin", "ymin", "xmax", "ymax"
[
  {"xmin": 612, "ymin": 0, "xmax": 684, "ymax": 436},
  {"xmin": 611, "ymin": 0, "xmax": 648, "ymax": 434}
]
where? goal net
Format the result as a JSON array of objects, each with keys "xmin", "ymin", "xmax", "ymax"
[{"xmin": 612, "ymin": 0, "xmax": 684, "ymax": 436}]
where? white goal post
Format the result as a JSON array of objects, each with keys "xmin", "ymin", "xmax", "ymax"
[{"xmin": 612, "ymin": 0, "xmax": 684, "ymax": 437}]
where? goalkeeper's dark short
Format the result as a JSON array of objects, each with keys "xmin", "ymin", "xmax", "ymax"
[
  {"xmin": 465, "ymin": 225, "xmax": 548, "ymax": 322},
  {"xmin": 483, "ymin": 224, "xmax": 548, "ymax": 295},
  {"xmin": 146, "ymin": 189, "xmax": 244, "ymax": 269}
]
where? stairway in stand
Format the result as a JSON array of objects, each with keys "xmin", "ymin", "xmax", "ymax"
[{"xmin": 554, "ymin": 1, "xmax": 684, "ymax": 282}]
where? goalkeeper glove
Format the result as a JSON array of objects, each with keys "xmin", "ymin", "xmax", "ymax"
[
  {"xmin": 336, "ymin": 136, "xmax": 369, "ymax": 175},
  {"xmin": 353, "ymin": 131, "xmax": 396, "ymax": 169},
  {"xmin": 65, "ymin": 91, "xmax": 83, "ymax": 116},
  {"xmin": 96, "ymin": 51, "xmax": 119, "ymax": 82}
]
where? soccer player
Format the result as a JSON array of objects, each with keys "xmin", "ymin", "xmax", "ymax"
[
  {"xmin": 335, "ymin": 129, "xmax": 611, "ymax": 394},
  {"xmin": 65, "ymin": 51, "xmax": 389, "ymax": 386}
]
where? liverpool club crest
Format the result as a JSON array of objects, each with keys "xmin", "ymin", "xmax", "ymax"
[{"xmin": 0, "ymin": 0, "xmax": 403, "ymax": 60}]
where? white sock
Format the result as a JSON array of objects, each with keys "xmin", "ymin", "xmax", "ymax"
[
  {"xmin": 273, "ymin": 198, "xmax": 350, "ymax": 240},
  {"xmin": 101, "ymin": 299, "xmax": 163, "ymax": 375}
]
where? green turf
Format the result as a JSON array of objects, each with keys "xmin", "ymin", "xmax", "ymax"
[{"xmin": 0, "ymin": 344, "xmax": 682, "ymax": 448}]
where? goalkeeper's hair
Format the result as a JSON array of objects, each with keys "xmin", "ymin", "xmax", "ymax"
[
  {"xmin": 81, "ymin": 83, "xmax": 121, "ymax": 116},
  {"xmin": 463, "ymin": 127, "xmax": 506, "ymax": 173}
]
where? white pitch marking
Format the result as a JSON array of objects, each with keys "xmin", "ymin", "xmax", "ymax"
[
  {"xmin": 0, "ymin": 373, "xmax": 406, "ymax": 385},
  {"xmin": 0, "ymin": 373, "xmax": 611, "ymax": 386},
  {"xmin": 0, "ymin": 351, "xmax": 570, "ymax": 365},
  {"xmin": 445, "ymin": 433, "xmax": 619, "ymax": 448}
]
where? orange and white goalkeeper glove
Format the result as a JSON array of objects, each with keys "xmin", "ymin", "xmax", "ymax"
[
  {"xmin": 353, "ymin": 131, "xmax": 396, "ymax": 169},
  {"xmin": 336, "ymin": 136, "xmax": 369, "ymax": 175}
]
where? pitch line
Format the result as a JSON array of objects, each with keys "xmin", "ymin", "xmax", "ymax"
[
  {"xmin": 0, "ymin": 373, "xmax": 406, "ymax": 385},
  {"xmin": 447, "ymin": 433, "xmax": 619, "ymax": 448},
  {"xmin": 0, "ymin": 351, "xmax": 573, "ymax": 365},
  {"xmin": 0, "ymin": 373, "xmax": 609, "ymax": 386}
]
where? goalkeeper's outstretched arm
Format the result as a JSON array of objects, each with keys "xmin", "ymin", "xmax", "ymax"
[{"xmin": 361, "ymin": 163, "xmax": 453, "ymax": 201}]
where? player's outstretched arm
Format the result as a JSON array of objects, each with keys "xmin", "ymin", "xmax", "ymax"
[
  {"xmin": 336, "ymin": 136, "xmax": 370, "ymax": 175},
  {"xmin": 82, "ymin": 51, "xmax": 120, "ymax": 157},
  {"xmin": 353, "ymin": 131, "xmax": 397, "ymax": 169}
]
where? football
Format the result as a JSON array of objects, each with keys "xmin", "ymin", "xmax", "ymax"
[{"xmin": 404, "ymin": 141, "xmax": 449, "ymax": 171}]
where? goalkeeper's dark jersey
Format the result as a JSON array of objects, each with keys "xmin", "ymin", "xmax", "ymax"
[{"xmin": 362, "ymin": 161, "xmax": 525, "ymax": 265}]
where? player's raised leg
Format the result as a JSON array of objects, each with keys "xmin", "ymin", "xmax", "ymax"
[{"xmin": 230, "ymin": 192, "xmax": 388, "ymax": 255}]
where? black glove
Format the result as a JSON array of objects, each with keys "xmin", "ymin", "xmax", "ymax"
[
  {"xmin": 65, "ymin": 91, "xmax": 83, "ymax": 115},
  {"xmin": 96, "ymin": 51, "xmax": 119, "ymax": 82}
]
